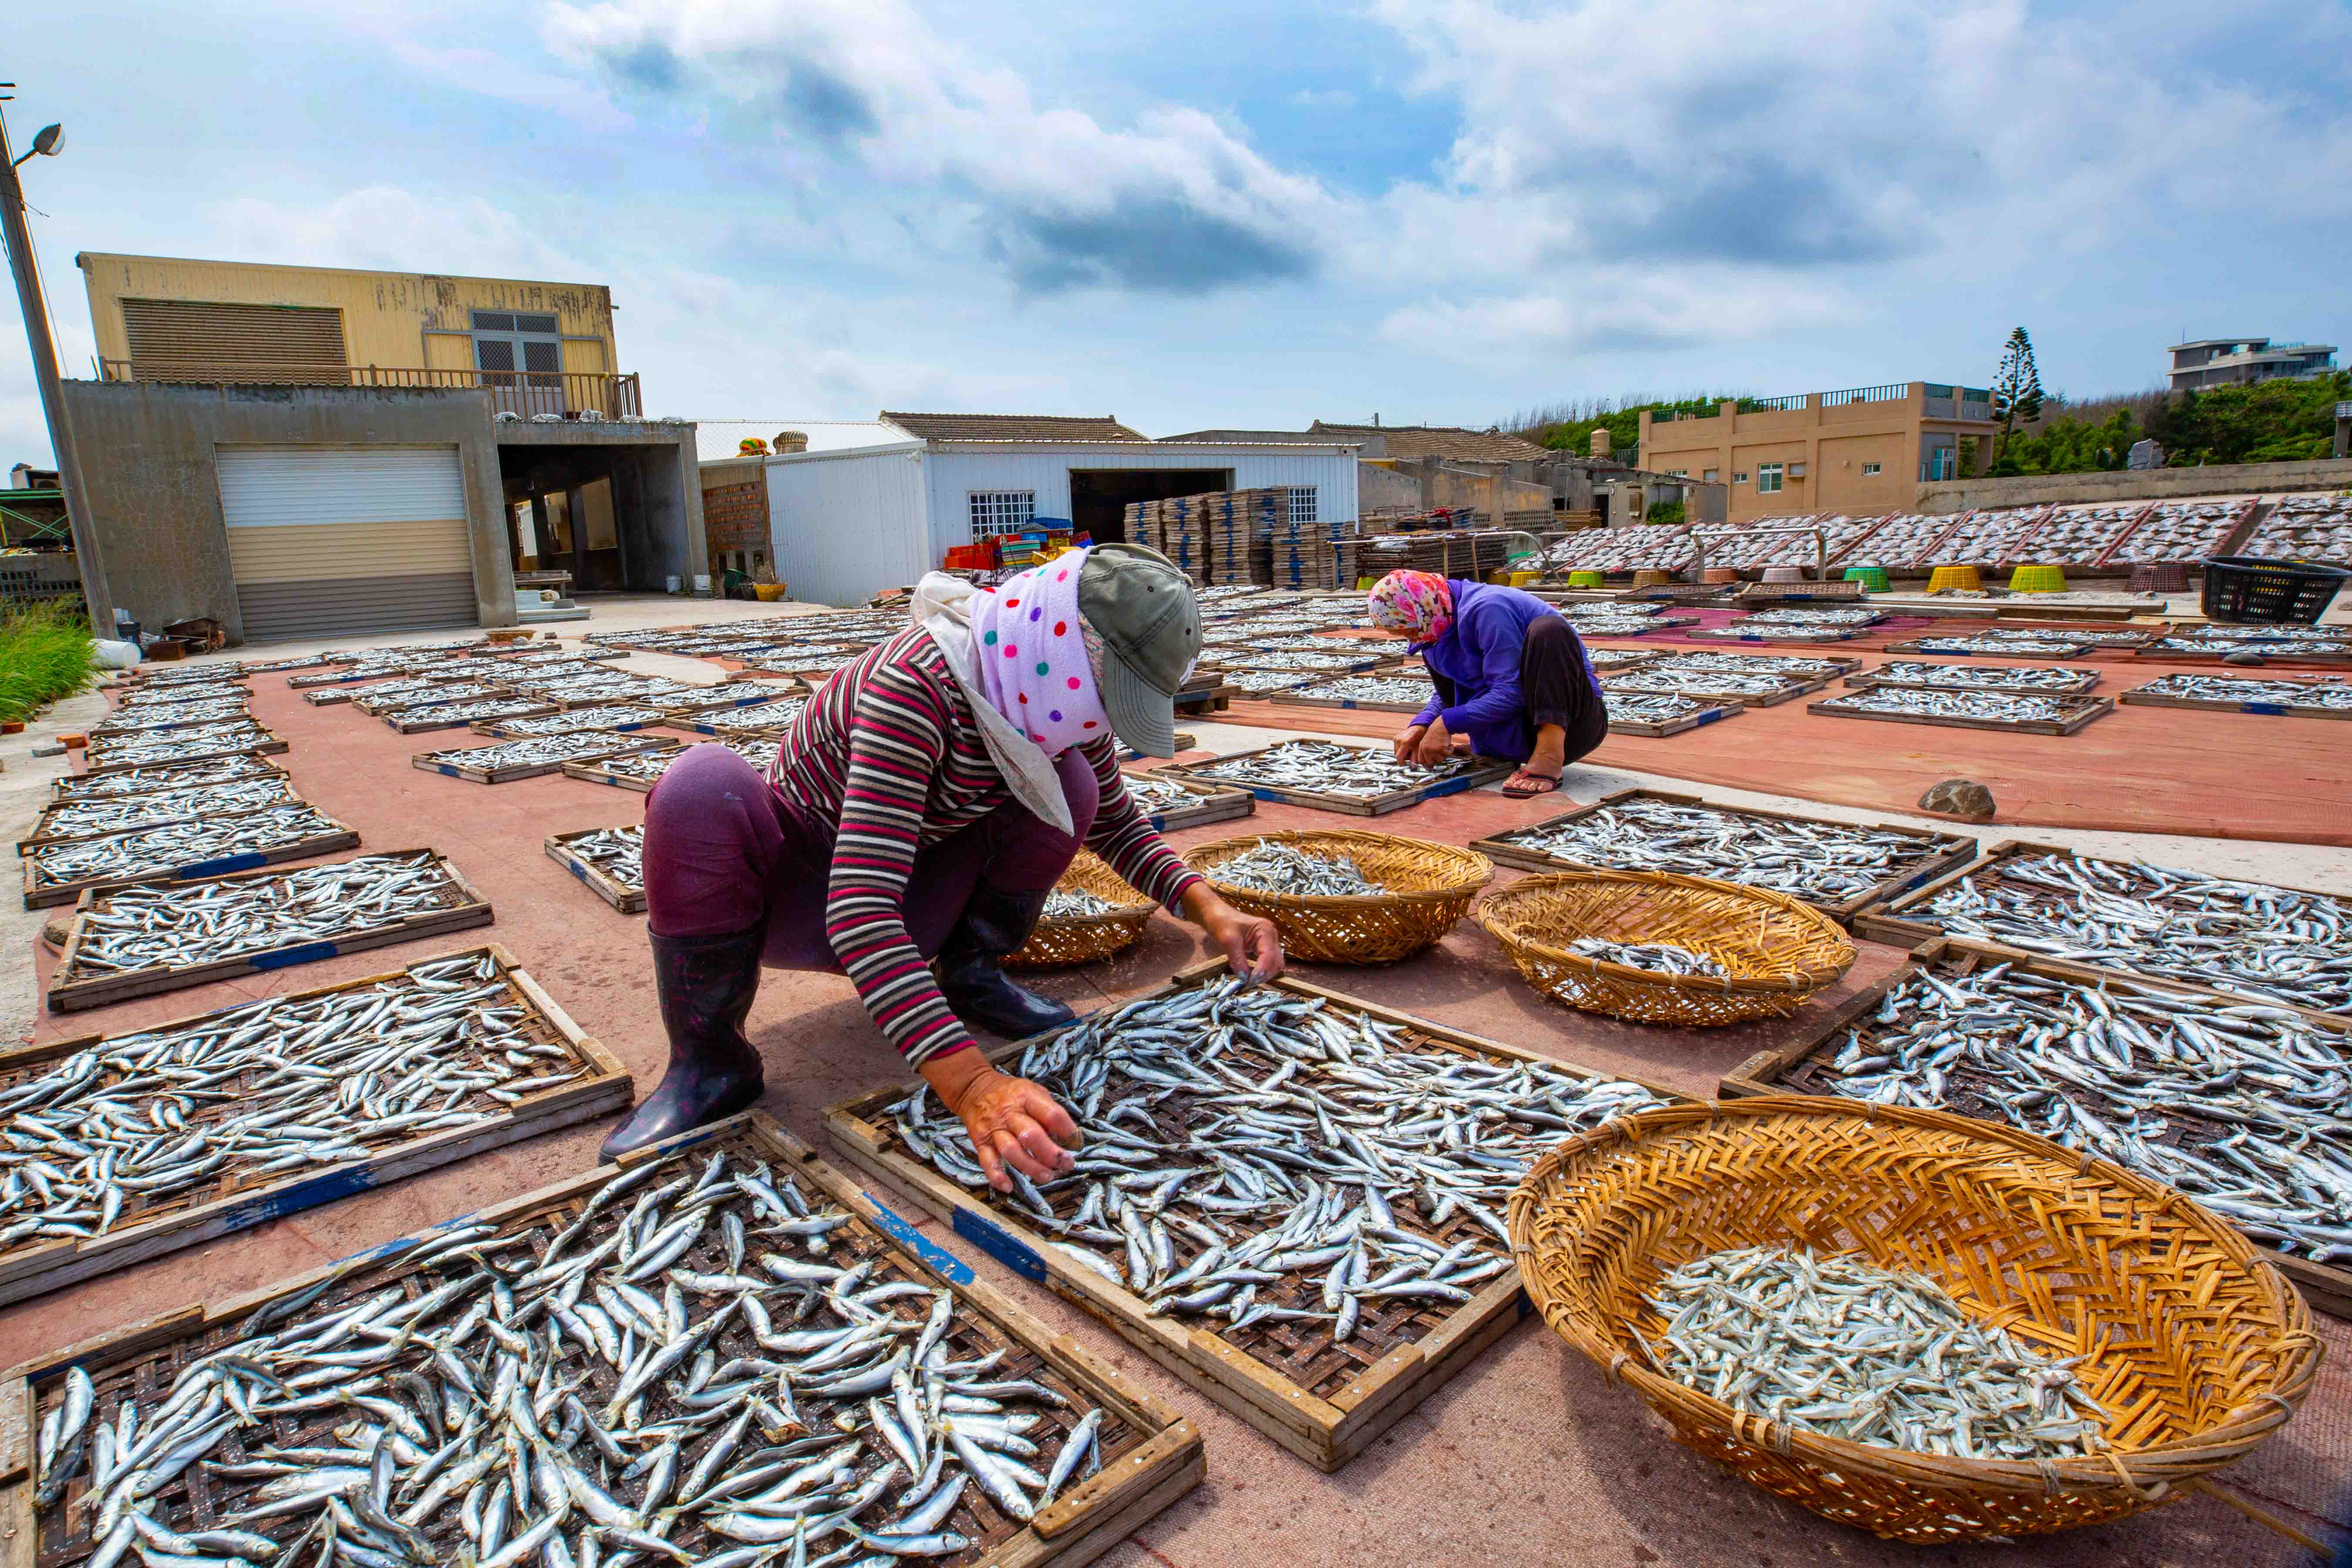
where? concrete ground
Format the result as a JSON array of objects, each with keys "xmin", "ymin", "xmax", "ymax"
[{"xmin": 3, "ymin": 596, "xmax": 2348, "ymax": 1567}]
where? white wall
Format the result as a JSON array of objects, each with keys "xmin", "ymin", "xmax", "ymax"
[
  {"xmin": 763, "ymin": 442, "xmax": 930, "ymax": 606},
  {"xmin": 925, "ymin": 445, "xmax": 1359, "ymax": 551}
]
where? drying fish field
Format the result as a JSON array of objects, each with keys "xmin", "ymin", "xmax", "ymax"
[
  {"xmin": 825, "ymin": 968, "xmax": 1679, "ymax": 1469},
  {"xmin": 10, "ymin": 582, "xmax": 2352, "ymax": 1568},
  {"xmin": 3, "ymin": 1116, "xmax": 1204, "ymax": 1568}
]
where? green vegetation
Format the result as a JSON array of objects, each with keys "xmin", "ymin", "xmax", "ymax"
[
  {"xmin": 1642, "ymin": 501, "xmax": 1687, "ymax": 528},
  {"xmin": 1505, "ymin": 394, "xmax": 1754, "ymax": 467},
  {"xmin": 1990, "ymin": 372, "xmax": 2349, "ymax": 475},
  {"xmin": 0, "ymin": 600, "xmax": 95, "ymax": 723},
  {"xmin": 1990, "ymin": 328, "xmax": 2044, "ymax": 453}
]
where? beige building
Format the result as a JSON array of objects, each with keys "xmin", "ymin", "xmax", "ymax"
[
  {"xmin": 63, "ymin": 253, "xmax": 700, "ymax": 644},
  {"xmin": 1639, "ymin": 383, "xmax": 1995, "ymax": 522},
  {"xmin": 78, "ymin": 253, "xmax": 633, "ymax": 417}
]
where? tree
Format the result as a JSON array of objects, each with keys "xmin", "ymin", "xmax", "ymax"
[{"xmin": 1990, "ymin": 328, "xmax": 2044, "ymax": 453}]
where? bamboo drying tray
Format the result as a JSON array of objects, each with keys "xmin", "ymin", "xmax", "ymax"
[
  {"xmin": 1508, "ymin": 1096, "xmax": 2320, "ymax": 1544},
  {"xmin": 1183, "ymin": 829, "xmax": 1492, "ymax": 964},
  {"xmin": 1006, "ymin": 849, "xmax": 1157, "ymax": 969},
  {"xmin": 1477, "ymin": 869, "xmax": 1853, "ymax": 1025}
]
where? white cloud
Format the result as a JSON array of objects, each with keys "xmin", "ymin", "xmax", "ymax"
[
  {"xmin": 205, "ymin": 186, "xmax": 595, "ymax": 280},
  {"xmin": 1381, "ymin": 272, "xmax": 1849, "ymax": 366},
  {"xmin": 540, "ymin": 0, "xmax": 1345, "ymax": 293}
]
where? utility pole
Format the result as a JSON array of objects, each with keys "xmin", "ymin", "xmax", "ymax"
[{"xmin": 0, "ymin": 90, "xmax": 115, "ymax": 632}]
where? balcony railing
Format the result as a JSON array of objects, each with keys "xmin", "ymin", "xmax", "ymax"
[
  {"xmin": 99, "ymin": 361, "xmax": 643, "ymax": 420},
  {"xmin": 1821, "ymin": 382, "xmax": 1910, "ymax": 406}
]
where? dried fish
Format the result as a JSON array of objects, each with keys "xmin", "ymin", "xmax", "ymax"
[
  {"xmin": 1187, "ymin": 740, "xmax": 1485, "ymax": 800},
  {"xmin": 1646, "ymin": 1247, "xmax": 2105, "ymax": 1460},
  {"xmin": 1741, "ymin": 607, "xmax": 1884, "ymax": 627},
  {"xmin": 1909, "ymin": 852, "xmax": 2352, "ymax": 1013},
  {"xmin": 1292, "ymin": 674, "xmax": 1436, "ymax": 707},
  {"xmin": 0, "ymin": 950, "xmax": 570, "ymax": 1250},
  {"xmin": 1565, "ymin": 937, "xmax": 1727, "ymax": 977},
  {"xmin": 1862, "ymin": 661, "xmax": 2101, "ymax": 695},
  {"xmin": 589, "ymin": 739, "xmax": 772, "ymax": 785},
  {"xmin": 2128, "ymin": 672, "xmax": 2352, "ymax": 711},
  {"xmin": 695, "ymin": 699, "xmax": 808, "ymax": 733},
  {"xmin": 1209, "ymin": 839, "xmax": 1382, "ymax": 897},
  {"xmin": 1221, "ymin": 669, "xmax": 1321, "ymax": 694},
  {"xmin": 1602, "ymin": 692, "xmax": 1720, "ymax": 727},
  {"xmin": 1042, "ymin": 887, "xmax": 1119, "ymax": 918},
  {"xmin": 27, "ymin": 804, "xmax": 351, "ymax": 897},
  {"xmin": 1494, "ymin": 798, "xmax": 1950, "ymax": 904},
  {"xmin": 85, "ymin": 721, "xmax": 278, "ymax": 770},
  {"xmin": 1803, "ymin": 956, "xmax": 2352, "ymax": 1259},
  {"xmin": 60, "ymin": 852, "xmax": 473, "ymax": 982},
  {"xmin": 1814, "ymin": 688, "xmax": 2088, "ymax": 725},
  {"xmin": 890, "ymin": 975, "xmax": 1666, "ymax": 1334},
  {"xmin": 115, "ymin": 681, "xmax": 248, "ymax": 709},
  {"xmin": 566, "ymin": 826, "xmax": 644, "ymax": 890},
  {"xmin": 27, "ymin": 1146, "xmax": 1103, "ymax": 1562},
  {"xmin": 417, "ymin": 733, "xmax": 661, "ymax": 773},
  {"xmin": 483, "ymin": 705, "xmax": 669, "ymax": 737},
  {"xmin": 30, "ymin": 777, "xmax": 301, "ymax": 844},
  {"xmin": 91, "ymin": 697, "xmax": 253, "ymax": 735},
  {"xmin": 1908, "ymin": 634, "xmax": 2095, "ymax": 658},
  {"xmin": 52, "ymin": 753, "xmax": 283, "ymax": 803}
]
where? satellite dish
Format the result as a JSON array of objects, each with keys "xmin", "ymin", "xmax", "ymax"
[{"xmin": 31, "ymin": 125, "xmax": 63, "ymax": 157}]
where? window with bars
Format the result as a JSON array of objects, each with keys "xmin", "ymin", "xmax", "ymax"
[
  {"xmin": 969, "ymin": 491, "xmax": 1036, "ymax": 537},
  {"xmin": 1287, "ymin": 487, "xmax": 1318, "ymax": 525}
]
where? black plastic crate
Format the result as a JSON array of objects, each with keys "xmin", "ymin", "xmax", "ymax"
[{"xmin": 2200, "ymin": 554, "xmax": 2350, "ymax": 624}]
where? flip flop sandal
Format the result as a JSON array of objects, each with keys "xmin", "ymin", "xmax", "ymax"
[{"xmin": 1502, "ymin": 770, "xmax": 1561, "ymax": 798}]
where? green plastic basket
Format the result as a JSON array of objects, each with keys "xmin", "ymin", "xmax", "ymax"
[
  {"xmin": 1568, "ymin": 570, "xmax": 1605, "ymax": 589},
  {"xmin": 1842, "ymin": 566, "xmax": 1889, "ymax": 592}
]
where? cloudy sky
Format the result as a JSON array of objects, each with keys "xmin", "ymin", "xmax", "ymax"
[{"xmin": 6, "ymin": 0, "xmax": 2349, "ymax": 465}]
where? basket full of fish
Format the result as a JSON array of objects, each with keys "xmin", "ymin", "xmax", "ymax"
[
  {"xmin": 1507, "ymin": 1096, "xmax": 2318, "ymax": 1543},
  {"xmin": 1477, "ymin": 870, "xmax": 1854, "ymax": 1026},
  {"xmin": 1006, "ymin": 849, "xmax": 1158, "ymax": 969},
  {"xmin": 1182, "ymin": 830, "xmax": 1493, "ymax": 964}
]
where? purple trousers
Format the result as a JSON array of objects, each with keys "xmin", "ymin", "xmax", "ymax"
[{"xmin": 642, "ymin": 743, "xmax": 1100, "ymax": 967}]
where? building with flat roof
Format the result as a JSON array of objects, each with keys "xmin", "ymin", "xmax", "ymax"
[
  {"xmin": 2167, "ymin": 338, "xmax": 2338, "ymax": 391},
  {"xmin": 1638, "ymin": 383, "xmax": 1996, "ymax": 523},
  {"xmin": 66, "ymin": 253, "xmax": 700, "ymax": 643}
]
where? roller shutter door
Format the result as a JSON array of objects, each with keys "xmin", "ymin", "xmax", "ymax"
[{"xmin": 216, "ymin": 447, "xmax": 479, "ymax": 643}]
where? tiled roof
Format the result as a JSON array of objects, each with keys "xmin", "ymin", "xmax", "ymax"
[
  {"xmin": 1308, "ymin": 421, "xmax": 1553, "ymax": 463},
  {"xmin": 880, "ymin": 411, "xmax": 1149, "ymax": 442}
]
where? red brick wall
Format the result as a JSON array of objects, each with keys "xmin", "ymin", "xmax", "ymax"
[{"xmin": 701, "ymin": 476, "xmax": 768, "ymax": 572}]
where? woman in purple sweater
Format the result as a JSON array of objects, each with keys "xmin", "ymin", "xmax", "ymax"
[{"xmin": 1368, "ymin": 570, "xmax": 1607, "ymax": 797}]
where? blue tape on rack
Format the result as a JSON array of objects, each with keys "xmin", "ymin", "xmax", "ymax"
[
  {"xmin": 253, "ymin": 941, "xmax": 339, "ymax": 970},
  {"xmin": 2246, "ymin": 702, "xmax": 2289, "ymax": 716},
  {"xmin": 178, "ymin": 852, "xmax": 267, "ymax": 879},
  {"xmin": 859, "ymin": 1193, "xmax": 974, "ymax": 1285},
  {"xmin": 952, "ymin": 1206, "xmax": 1048, "ymax": 1282}
]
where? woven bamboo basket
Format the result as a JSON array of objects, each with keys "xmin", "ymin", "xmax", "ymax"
[
  {"xmin": 1182, "ymin": 830, "xmax": 1492, "ymax": 964},
  {"xmin": 1005, "ymin": 851, "xmax": 1156, "ymax": 970},
  {"xmin": 1508, "ymin": 1096, "xmax": 2320, "ymax": 1543},
  {"xmin": 1477, "ymin": 869, "xmax": 1852, "ymax": 1025}
]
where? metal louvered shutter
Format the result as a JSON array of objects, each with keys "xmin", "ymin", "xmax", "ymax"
[
  {"xmin": 216, "ymin": 447, "xmax": 479, "ymax": 642},
  {"xmin": 122, "ymin": 300, "xmax": 348, "ymax": 382}
]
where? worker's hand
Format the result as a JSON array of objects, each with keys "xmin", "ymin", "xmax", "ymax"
[
  {"xmin": 1182, "ymin": 885, "xmax": 1285, "ymax": 980},
  {"xmin": 1413, "ymin": 716, "xmax": 1453, "ymax": 767},
  {"xmin": 921, "ymin": 1051, "xmax": 1080, "ymax": 1193},
  {"xmin": 1392, "ymin": 723, "xmax": 1426, "ymax": 764}
]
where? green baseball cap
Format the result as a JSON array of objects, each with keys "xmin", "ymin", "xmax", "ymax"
[{"xmin": 1077, "ymin": 543, "xmax": 1200, "ymax": 759}]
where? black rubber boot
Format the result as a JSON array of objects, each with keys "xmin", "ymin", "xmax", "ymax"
[
  {"xmin": 935, "ymin": 885, "xmax": 1078, "ymax": 1038},
  {"xmin": 600, "ymin": 926, "xmax": 767, "ymax": 1162}
]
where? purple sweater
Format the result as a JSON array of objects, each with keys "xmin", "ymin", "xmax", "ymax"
[{"xmin": 1409, "ymin": 581, "xmax": 1600, "ymax": 759}]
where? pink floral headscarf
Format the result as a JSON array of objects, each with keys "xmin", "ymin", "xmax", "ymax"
[
  {"xmin": 970, "ymin": 551, "xmax": 1109, "ymax": 754},
  {"xmin": 1367, "ymin": 570, "xmax": 1454, "ymax": 645}
]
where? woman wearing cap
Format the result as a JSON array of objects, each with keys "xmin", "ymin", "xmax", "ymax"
[
  {"xmin": 1369, "ymin": 570, "xmax": 1607, "ymax": 798},
  {"xmin": 602, "ymin": 544, "xmax": 1285, "ymax": 1190}
]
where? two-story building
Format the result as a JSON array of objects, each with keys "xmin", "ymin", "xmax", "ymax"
[
  {"xmin": 1637, "ymin": 383, "xmax": 1997, "ymax": 523},
  {"xmin": 2166, "ymin": 338, "xmax": 2338, "ymax": 391},
  {"xmin": 64, "ymin": 254, "xmax": 704, "ymax": 643}
]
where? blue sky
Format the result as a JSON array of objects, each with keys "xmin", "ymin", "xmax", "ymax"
[{"xmin": 6, "ymin": 0, "xmax": 2350, "ymax": 467}]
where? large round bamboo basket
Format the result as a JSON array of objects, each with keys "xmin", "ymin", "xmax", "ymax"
[
  {"xmin": 1477, "ymin": 869, "xmax": 1851, "ymax": 1025},
  {"xmin": 1508, "ymin": 1097, "xmax": 2319, "ymax": 1543},
  {"xmin": 1005, "ymin": 851, "xmax": 1156, "ymax": 970},
  {"xmin": 1182, "ymin": 830, "xmax": 1492, "ymax": 964}
]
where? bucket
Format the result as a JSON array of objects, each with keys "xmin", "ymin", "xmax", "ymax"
[
  {"xmin": 665, "ymin": 575, "xmax": 682, "ymax": 593},
  {"xmin": 753, "ymin": 583, "xmax": 788, "ymax": 602}
]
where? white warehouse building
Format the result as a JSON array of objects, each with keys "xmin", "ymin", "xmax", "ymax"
[{"xmin": 757, "ymin": 412, "xmax": 1362, "ymax": 605}]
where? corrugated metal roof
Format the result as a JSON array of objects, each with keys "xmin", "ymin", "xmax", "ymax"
[
  {"xmin": 880, "ymin": 411, "xmax": 1148, "ymax": 442},
  {"xmin": 1308, "ymin": 421, "xmax": 1553, "ymax": 463}
]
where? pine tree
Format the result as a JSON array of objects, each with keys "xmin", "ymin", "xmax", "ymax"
[{"xmin": 1990, "ymin": 328, "xmax": 2044, "ymax": 454}]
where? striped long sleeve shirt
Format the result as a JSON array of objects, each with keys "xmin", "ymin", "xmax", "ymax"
[{"xmin": 769, "ymin": 625, "xmax": 1204, "ymax": 1066}]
